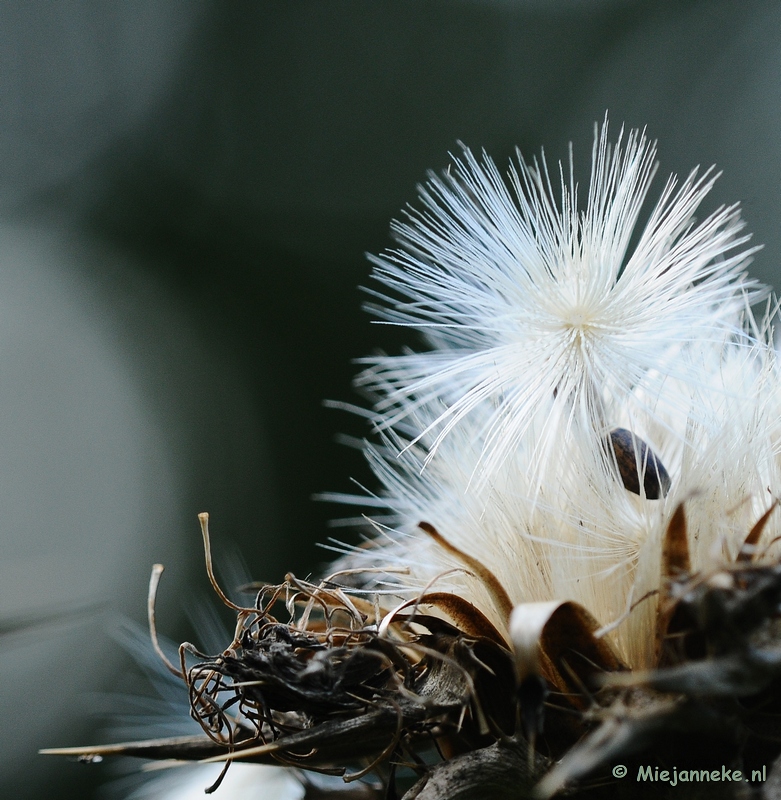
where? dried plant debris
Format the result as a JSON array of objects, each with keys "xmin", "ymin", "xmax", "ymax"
[
  {"xmin": 40, "ymin": 124, "xmax": 781, "ymax": 799},
  {"xmin": 40, "ymin": 506, "xmax": 781, "ymax": 798},
  {"xmin": 42, "ymin": 516, "xmax": 529, "ymax": 796}
]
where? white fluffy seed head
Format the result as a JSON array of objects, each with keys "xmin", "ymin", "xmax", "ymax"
[
  {"xmin": 358, "ymin": 121, "xmax": 763, "ymax": 489},
  {"xmin": 332, "ymin": 121, "xmax": 781, "ymax": 668}
]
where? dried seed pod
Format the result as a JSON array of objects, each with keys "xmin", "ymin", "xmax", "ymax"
[{"xmin": 608, "ymin": 427, "xmax": 671, "ymax": 499}]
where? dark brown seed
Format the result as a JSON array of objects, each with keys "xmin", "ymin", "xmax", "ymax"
[{"xmin": 608, "ymin": 427, "xmax": 671, "ymax": 499}]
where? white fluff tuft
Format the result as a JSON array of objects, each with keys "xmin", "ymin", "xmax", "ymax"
[
  {"xmin": 335, "ymin": 121, "xmax": 781, "ymax": 668},
  {"xmin": 359, "ymin": 120, "xmax": 762, "ymax": 486}
]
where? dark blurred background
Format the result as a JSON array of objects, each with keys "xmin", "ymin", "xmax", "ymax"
[{"xmin": 0, "ymin": 1, "xmax": 778, "ymax": 797}]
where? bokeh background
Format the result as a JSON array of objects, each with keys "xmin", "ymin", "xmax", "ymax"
[{"xmin": 1, "ymin": 1, "xmax": 779, "ymax": 797}]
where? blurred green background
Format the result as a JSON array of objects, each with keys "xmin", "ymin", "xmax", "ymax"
[{"xmin": 0, "ymin": 1, "xmax": 778, "ymax": 796}]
